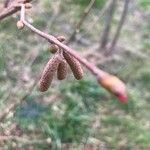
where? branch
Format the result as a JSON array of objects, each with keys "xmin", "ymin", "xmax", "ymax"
[
  {"xmin": 0, "ymin": 135, "xmax": 50, "ymax": 145},
  {"xmin": 99, "ymin": 0, "xmax": 117, "ymax": 50},
  {"xmin": 77, "ymin": 0, "xmax": 112, "ymax": 42},
  {"xmin": 106, "ymin": 0, "xmax": 130, "ymax": 55},
  {"xmin": 67, "ymin": 0, "xmax": 96, "ymax": 44},
  {"xmin": 4, "ymin": 0, "xmax": 11, "ymax": 8},
  {"xmin": 0, "ymin": 0, "xmax": 32, "ymax": 20},
  {"xmin": 19, "ymin": 4, "xmax": 107, "ymax": 78}
]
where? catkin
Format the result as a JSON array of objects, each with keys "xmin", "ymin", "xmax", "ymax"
[
  {"xmin": 57, "ymin": 59, "xmax": 68, "ymax": 80},
  {"xmin": 63, "ymin": 51, "xmax": 83, "ymax": 80},
  {"xmin": 39, "ymin": 55, "xmax": 61, "ymax": 92}
]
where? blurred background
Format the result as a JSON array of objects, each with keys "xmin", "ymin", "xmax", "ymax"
[{"xmin": 0, "ymin": 0, "xmax": 149, "ymax": 149}]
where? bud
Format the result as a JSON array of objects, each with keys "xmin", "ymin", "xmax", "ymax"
[
  {"xmin": 63, "ymin": 51, "xmax": 83, "ymax": 80},
  {"xmin": 39, "ymin": 55, "xmax": 61, "ymax": 92},
  {"xmin": 49, "ymin": 44, "xmax": 59, "ymax": 54},
  {"xmin": 16, "ymin": 21, "xmax": 24, "ymax": 30},
  {"xmin": 97, "ymin": 74, "xmax": 128, "ymax": 103},
  {"xmin": 57, "ymin": 59, "xmax": 68, "ymax": 80},
  {"xmin": 25, "ymin": 3, "xmax": 32, "ymax": 9},
  {"xmin": 57, "ymin": 36, "xmax": 66, "ymax": 42}
]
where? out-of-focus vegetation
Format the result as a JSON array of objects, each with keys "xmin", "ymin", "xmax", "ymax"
[{"xmin": 0, "ymin": 0, "xmax": 150, "ymax": 149}]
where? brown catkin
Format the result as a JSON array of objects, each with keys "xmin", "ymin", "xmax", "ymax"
[
  {"xmin": 63, "ymin": 51, "xmax": 84, "ymax": 80},
  {"xmin": 39, "ymin": 55, "xmax": 61, "ymax": 92},
  {"xmin": 57, "ymin": 59, "xmax": 68, "ymax": 80}
]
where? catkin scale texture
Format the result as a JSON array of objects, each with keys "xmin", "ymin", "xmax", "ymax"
[
  {"xmin": 63, "ymin": 51, "xmax": 83, "ymax": 80},
  {"xmin": 57, "ymin": 59, "xmax": 68, "ymax": 80},
  {"xmin": 39, "ymin": 55, "xmax": 61, "ymax": 92}
]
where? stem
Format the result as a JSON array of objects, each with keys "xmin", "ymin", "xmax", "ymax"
[
  {"xmin": 67, "ymin": 0, "xmax": 96, "ymax": 44},
  {"xmin": 77, "ymin": 0, "xmax": 112, "ymax": 42},
  {"xmin": 106, "ymin": 0, "xmax": 130, "ymax": 55},
  {"xmin": 100, "ymin": 0, "xmax": 117, "ymax": 49},
  {"xmin": 0, "ymin": 0, "xmax": 32, "ymax": 20}
]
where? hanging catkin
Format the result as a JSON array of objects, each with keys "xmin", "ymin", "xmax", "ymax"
[
  {"xmin": 63, "ymin": 51, "xmax": 83, "ymax": 80},
  {"xmin": 39, "ymin": 54, "xmax": 61, "ymax": 92},
  {"xmin": 57, "ymin": 59, "xmax": 68, "ymax": 80}
]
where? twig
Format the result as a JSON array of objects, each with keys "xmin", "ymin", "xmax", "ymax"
[
  {"xmin": 0, "ymin": 135, "xmax": 50, "ymax": 145},
  {"xmin": 99, "ymin": 0, "xmax": 117, "ymax": 50},
  {"xmin": 77, "ymin": 0, "xmax": 112, "ymax": 42},
  {"xmin": 49, "ymin": 0, "xmax": 62, "ymax": 29},
  {"xmin": 4, "ymin": 0, "xmax": 11, "ymax": 8},
  {"xmin": 106, "ymin": 0, "xmax": 130, "ymax": 55},
  {"xmin": 0, "ymin": 0, "xmax": 32, "ymax": 20},
  {"xmin": 67, "ymin": 0, "xmax": 96, "ymax": 44}
]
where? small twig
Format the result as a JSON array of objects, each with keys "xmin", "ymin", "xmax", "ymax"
[
  {"xmin": 67, "ymin": 0, "xmax": 96, "ymax": 44},
  {"xmin": 49, "ymin": 0, "xmax": 62, "ymax": 28},
  {"xmin": 106, "ymin": 0, "xmax": 130, "ymax": 55},
  {"xmin": 77, "ymin": 0, "xmax": 112, "ymax": 42},
  {"xmin": 99, "ymin": 0, "xmax": 117, "ymax": 50},
  {"xmin": 4, "ymin": 0, "xmax": 11, "ymax": 8},
  {"xmin": 0, "ymin": 135, "xmax": 50, "ymax": 145},
  {"xmin": 20, "ymin": 2, "xmax": 25, "ymax": 20},
  {"xmin": 0, "ymin": 0, "xmax": 32, "ymax": 20}
]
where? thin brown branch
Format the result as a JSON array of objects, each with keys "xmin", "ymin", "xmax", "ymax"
[
  {"xmin": 4, "ymin": 0, "xmax": 11, "ymax": 8},
  {"xmin": 0, "ymin": 135, "xmax": 50, "ymax": 145},
  {"xmin": 106, "ymin": 0, "xmax": 130, "ymax": 55},
  {"xmin": 67, "ymin": 0, "xmax": 96, "ymax": 44},
  {"xmin": 99, "ymin": 0, "xmax": 117, "ymax": 50},
  {"xmin": 0, "ymin": 0, "xmax": 32, "ymax": 20},
  {"xmin": 77, "ymin": 0, "xmax": 112, "ymax": 42},
  {"xmin": 49, "ymin": 1, "xmax": 63, "ymax": 29}
]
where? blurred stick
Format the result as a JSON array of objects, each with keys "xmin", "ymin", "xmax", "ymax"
[
  {"xmin": 4, "ymin": 0, "xmax": 11, "ymax": 8},
  {"xmin": 0, "ymin": 135, "xmax": 50, "ymax": 145},
  {"xmin": 106, "ymin": 0, "xmax": 130, "ymax": 55},
  {"xmin": 0, "ymin": 0, "xmax": 32, "ymax": 20},
  {"xmin": 49, "ymin": 0, "xmax": 63, "ymax": 28},
  {"xmin": 77, "ymin": 0, "xmax": 112, "ymax": 42},
  {"xmin": 67, "ymin": 0, "xmax": 96, "ymax": 44},
  {"xmin": 99, "ymin": 0, "xmax": 117, "ymax": 50}
]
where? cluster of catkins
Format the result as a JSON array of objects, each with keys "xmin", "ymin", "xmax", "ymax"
[{"xmin": 39, "ymin": 36, "xmax": 84, "ymax": 92}]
